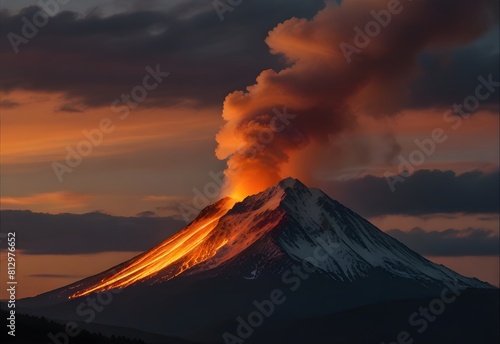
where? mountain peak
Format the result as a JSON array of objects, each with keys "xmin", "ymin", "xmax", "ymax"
[
  {"xmin": 60, "ymin": 177, "xmax": 492, "ymax": 299},
  {"xmin": 277, "ymin": 177, "xmax": 314, "ymax": 199},
  {"xmin": 279, "ymin": 177, "xmax": 301, "ymax": 187}
]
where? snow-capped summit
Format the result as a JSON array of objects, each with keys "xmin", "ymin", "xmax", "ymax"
[
  {"xmin": 197, "ymin": 177, "xmax": 489, "ymax": 289},
  {"xmin": 278, "ymin": 176, "xmax": 302, "ymax": 188}
]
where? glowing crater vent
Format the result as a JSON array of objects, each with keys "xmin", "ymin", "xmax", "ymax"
[{"xmin": 71, "ymin": 197, "xmax": 236, "ymax": 298}]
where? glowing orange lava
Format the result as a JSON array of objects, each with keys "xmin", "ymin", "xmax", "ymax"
[{"xmin": 71, "ymin": 197, "xmax": 236, "ymax": 298}]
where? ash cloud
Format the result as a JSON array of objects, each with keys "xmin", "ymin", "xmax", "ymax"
[{"xmin": 215, "ymin": 0, "xmax": 498, "ymax": 195}]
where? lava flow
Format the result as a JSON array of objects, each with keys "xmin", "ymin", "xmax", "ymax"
[{"xmin": 70, "ymin": 197, "xmax": 236, "ymax": 298}]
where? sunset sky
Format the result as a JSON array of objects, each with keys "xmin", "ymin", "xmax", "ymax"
[{"xmin": 0, "ymin": 0, "xmax": 499, "ymax": 298}]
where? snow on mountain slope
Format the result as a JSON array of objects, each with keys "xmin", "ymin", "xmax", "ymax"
[{"xmin": 274, "ymin": 178, "xmax": 488, "ymax": 288}]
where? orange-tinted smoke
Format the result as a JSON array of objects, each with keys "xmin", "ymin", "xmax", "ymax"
[{"xmin": 216, "ymin": 0, "xmax": 497, "ymax": 198}]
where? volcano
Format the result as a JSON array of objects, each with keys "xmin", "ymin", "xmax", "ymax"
[{"xmin": 17, "ymin": 178, "xmax": 497, "ymax": 343}]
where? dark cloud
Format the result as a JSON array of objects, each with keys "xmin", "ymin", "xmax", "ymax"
[
  {"xmin": 1, "ymin": 1, "xmax": 497, "ymax": 114},
  {"xmin": 325, "ymin": 169, "xmax": 499, "ymax": 217},
  {"xmin": 54, "ymin": 103, "xmax": 85, "ymax": 113},
  {"xmin": 407, "ymin": 26, "xmax": 500, "ymax": 110},
  {"xmin": 0, "ymin": 1, "xmax": 325, "ymax": 108},
  {"xmin": 387, "ymin": 227, "xmax": 499, "ymax": 256},
  {"xmin": 0, "ymin": 210, "xmax": 184, "ymax": 254}
]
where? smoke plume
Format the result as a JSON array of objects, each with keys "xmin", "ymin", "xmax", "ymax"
[{"xmin": 216, "ymin": 0, "xmax": 497, "ymax": 198}]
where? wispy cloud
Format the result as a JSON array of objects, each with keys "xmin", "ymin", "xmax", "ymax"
[
  {"xmin": 54, "ymin": 103, "xmax": 85, "ymax": 113},
  {"xmin": 1, "ymin": 192, "xmax": 91, "ymax": 211},
  {"xmin": 0, "ymin": 99, "xmax": 21, "ymax": 108}
]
